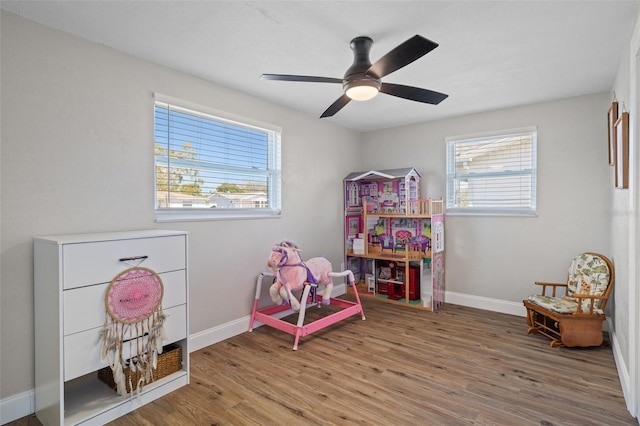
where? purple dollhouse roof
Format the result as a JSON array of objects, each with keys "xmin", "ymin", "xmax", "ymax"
[{"xmin": 343, "ymin": 167, "xmax": 420, "ymax": 181}]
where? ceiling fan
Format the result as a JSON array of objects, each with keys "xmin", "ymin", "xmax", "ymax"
[{"xmin": 260, "ymin": 34, "xmax": 448, "ymax": 118}]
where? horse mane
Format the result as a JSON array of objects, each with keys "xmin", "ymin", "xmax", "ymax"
[
  {"xmin": 278, "ymin": 240, "xmax": 302, "ymax": 263},
  {"xmin": 279, "ymin": 240, "xmax": 300, "ymax": 250}
]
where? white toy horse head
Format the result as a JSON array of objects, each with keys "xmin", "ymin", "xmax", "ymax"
[{"xmin": 267, "ymin": 241, "xmax": 334, "ymax": 311}]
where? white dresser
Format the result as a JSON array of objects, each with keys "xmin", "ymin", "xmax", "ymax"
[{"xmin": 33, "ymin": 229, "xmax": 189, "ymax": 425}]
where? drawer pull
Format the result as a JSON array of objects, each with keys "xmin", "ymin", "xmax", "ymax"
[
  {"xmin": 123, "ymin": 331, "xmax": 149, "ymax": 344},
  {"xmin": 119, "ymin": 255, "xmax": 148, "ymax": 262}
]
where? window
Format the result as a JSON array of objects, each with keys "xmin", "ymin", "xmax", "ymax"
[
  {"xmin": 154, "ymin": 95, "xmax": 281, "ymax": 221},
  {"xmin": 446, "ymin": 127, "xmax": 537, "ymax": 216}
]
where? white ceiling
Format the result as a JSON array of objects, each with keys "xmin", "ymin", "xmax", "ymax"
[{"xmin": 2, "ymin": 1, "xmax": 638, "ymax": 132}]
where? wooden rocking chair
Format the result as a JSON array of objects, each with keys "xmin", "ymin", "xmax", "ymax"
[{"xmin": 523, "ymin": 252, "xmax": 614, "ymax": 347}]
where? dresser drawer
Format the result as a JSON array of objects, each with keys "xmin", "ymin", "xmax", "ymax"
[
  {"xmin": 62, "ymin": 235, "xmax": 186, "ymax": 290},
  {"xmin": 64, "ymin": 304, "xmax": 187, "ymax": 381},
  {"xmin": 63, "ymin": 269, "xmax": 186, "ymax": 336}
]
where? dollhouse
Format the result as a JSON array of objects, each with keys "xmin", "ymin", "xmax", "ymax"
[
  {"xmin": 343, "ymin": 167, "xmax": 423, "ymax": 255},
  {"xmin": 343, "ymin": 168, "xmax": 445, "ymax": 311}
]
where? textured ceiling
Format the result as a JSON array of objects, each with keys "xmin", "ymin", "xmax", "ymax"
[{"xmin": 2, "ymin": 1, "xmax": 638, "ymax": 132}]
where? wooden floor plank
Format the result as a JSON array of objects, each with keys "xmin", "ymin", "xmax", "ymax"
[{"xmin": 10, "ymin": 298, "xmax": 635, "ymax": 425}]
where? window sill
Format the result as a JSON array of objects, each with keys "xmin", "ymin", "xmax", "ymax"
[
  {"xmin": 154, "ymin": 209, "xmax": 282, "ymax": 222},
  {"xmin": 445, "ymin": 209, "xmax": 537, "ymax": 217}
]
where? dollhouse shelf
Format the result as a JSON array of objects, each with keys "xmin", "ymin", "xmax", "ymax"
[
  {"xmin": 346, "ymin": 250, "xmax": 430, "ymax": 261},
  {"xmin": 363, "ymin": 198, "xmax": 444, "ymax": 217},
  {"xmin": 350, "ymin": 282, "xmax": 431, "ymax": 310},
  {"xmin": 359, "ymin": 198, "xmax": 441, "ymax": 260},
  {"xmin": 378, "ymin": 278, "xmax": 404, "ymax": 285},
  {"xmin": 347, "ymin": 241, "xmax": 434, "ymax": 310},
  {"xmin": 343, "ymin": 167, "xmax": 445, "ymax": 313},
  {"xmin": 346, "ymin": 199, "xmax": 442, "ymax": 261}
]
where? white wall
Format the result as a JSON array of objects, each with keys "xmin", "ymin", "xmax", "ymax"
[
  {"xmin": 611, "ymin": 18, "xmax": 633, "ymax": 396},
  {"xmin": 362, "ymin": 93, "xmax": 611, "ymax": 311},
  {"xmin": 610, "ymin": 8, "xmax": 640, "ymax": 418},
  {"xmin": 0, "ymin": 10, "xmax": 361, "ymax": 406}
]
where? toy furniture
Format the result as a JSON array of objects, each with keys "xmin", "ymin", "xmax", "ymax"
[
  {"xmin": 394, "ymin": 229, "xmax": 413, "ymax": 251},
  {"xmin": 379, "ymin": 233, "xmax": 394, "ymax": 252},
  {"xmin": 523, "ymin": 252, "xmax": 614, "ymax": 347},
  {"xmin": 410, "ymin": 234, "xmax": 430, "ymax": 254},
  {"xmin": 249, "ymin": 270, "xmax": 365, "ymax": 350}
]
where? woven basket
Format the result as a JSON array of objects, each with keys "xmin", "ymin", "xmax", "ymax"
[{"xmin": 98, "ymin": 343, "xmax": 182, "ymax": 393}]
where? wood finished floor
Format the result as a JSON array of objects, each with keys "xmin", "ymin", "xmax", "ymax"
[{"xmin": 12, "ymin": 297, "xmax": 635, "ymax": 425}]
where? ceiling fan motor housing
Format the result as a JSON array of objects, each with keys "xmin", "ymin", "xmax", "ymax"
[{"xmin": 343, "ymin": 36, "xmax": 382, "ymax": 99}]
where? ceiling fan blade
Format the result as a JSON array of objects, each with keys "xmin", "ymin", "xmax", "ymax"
[
  {"xmin": 260, "ymin": 74, "xmax": 343, "ymax": 84},
  {"xmin": 320, "ymin": 94, "xmax": 351, "ymax": 118},
  {"xmin": 367, "ymin": 35, "xmax": 438, "ymax": 79},
  {"xmin": 379, "ymin": 82, "xmax": 448, "ymax": 105}
]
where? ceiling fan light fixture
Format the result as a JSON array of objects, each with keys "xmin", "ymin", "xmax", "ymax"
[{"xmin": 344, "ymin": 78, "xmax": 381, "ymax": 101}]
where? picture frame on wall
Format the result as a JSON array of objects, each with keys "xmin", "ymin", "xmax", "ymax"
[
  {"xmin": 608, "ymin": 101, "xmax": 618, "ymax": 165},
  {"xmin": 615, "ymin": 111, "xmax": 629, "ymax": 189}
]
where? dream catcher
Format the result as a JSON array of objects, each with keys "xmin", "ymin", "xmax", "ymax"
[{"xmin": 100, "ymin": 262, "xmax": 166, "ymax": 397}]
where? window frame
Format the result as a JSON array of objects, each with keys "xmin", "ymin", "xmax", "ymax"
[
  {"xmin": 445, "ymin": 126, "xmax": 537, "ymax": 217},
  {"xmin": 153, "ymin": 93, "xmax": 282, "ymax": 222}
]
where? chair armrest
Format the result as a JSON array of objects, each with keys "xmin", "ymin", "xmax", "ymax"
[
  {"xmin": 572, "ymin": 293, "xmax": 607, "ymax": 314},
  {"xmin": 534, "ymin": 281, "xmax": 567, "ymax": 297}
]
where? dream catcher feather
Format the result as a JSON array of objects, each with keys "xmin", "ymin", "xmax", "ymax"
[{"xmin": 100, "ymin": 265, "xmax": 166, "ymax": 397}]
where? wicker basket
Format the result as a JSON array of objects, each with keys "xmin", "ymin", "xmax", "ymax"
[{"xmin": 98, "ymin": 343, "xmax": 182, "ymax": 393}]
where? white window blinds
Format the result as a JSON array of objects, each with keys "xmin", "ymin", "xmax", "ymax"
[
  {"xmin": 154, "ymin": 98, "xmax": 281, "ymax": 220},
  {"xmin": 446, "ymin": 127, "xmax": 537, "ymax": 216}
]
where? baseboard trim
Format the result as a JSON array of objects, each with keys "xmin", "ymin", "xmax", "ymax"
[
  {"xmin": 610, "ymin": 321, "xmax": 635, "ymax": 417},
  {"xmin": 189, "ymin": 308, "xmax": 293, "ymax": 352},
  {"xmin": 1, "ymin": 390, "xmax": 34, "ymax": 425},
  {"xmin": 444, "ymin": 291, "xmax": 527, "ymax": 317}
]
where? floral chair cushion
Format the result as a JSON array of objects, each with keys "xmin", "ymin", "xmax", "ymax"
[
  {"xmin": 528, "ymin": 253, "xmax": 611, "ymax": 314},
  {"xmin": 527, "ymin": 294, "xmax": 578, "ymax": 314},
  {"xmin": 565, "ymin": 253, "xmax": 611, "ymax": 310}
]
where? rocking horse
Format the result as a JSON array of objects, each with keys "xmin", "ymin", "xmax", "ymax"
[
  {"xmin": 266, "ymin": 241, "xmax": 334, "ymax": 311},
  {"xmin": 249, "ymin": 240, "xmax": 366, "ymax": 350}
]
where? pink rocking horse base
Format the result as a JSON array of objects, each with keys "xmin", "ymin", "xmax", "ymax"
[{"xmin": 249, "ymin": 270, "xmax": 365, "ymax": 350}]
